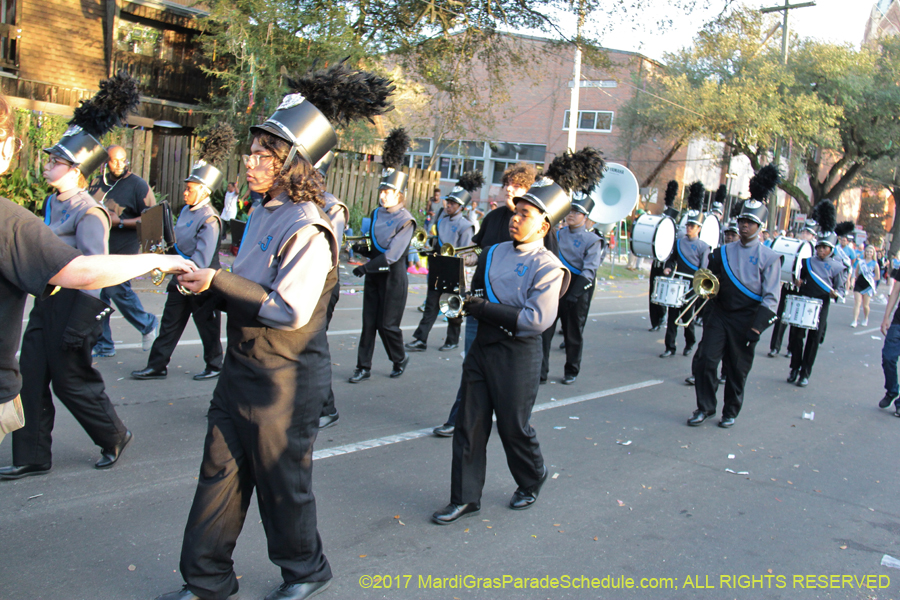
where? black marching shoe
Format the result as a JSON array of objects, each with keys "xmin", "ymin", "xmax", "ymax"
[
  {"xmin": 718, "ymin": 374, "xmax": 727, "ymax": 384},
  {"xmin": 559, "ymin": 341, "xmax": 566, "ymax": 349},
  {"xmin": 687, "ymin": 410, "xmax": 712, "ymax": 426},
  {"xmin": 131, "ymin": 367, "xmax": 167, "ymax": 380},
  {"xmin": 155, "ymin": 585, "xmax": 239, "ymax": 600},
  {"xmin": 348, "ymin": 368, "xmax": 370, "ymax": 383},
  {"xmin": 562, "ymin": 374, "xmax": 577, "ymax": 385},
  {"xmin": 0, "ymin": 463, "xmax": 51, "ymax": 480},
  {"xmin": 432, "ymin": 502, "xmax": 481, "ymax": 525},
  {"xmin": 510, "ymin": 466, "xmax": 549, "ymax": 510},
  {"xmin": 787, "ymin": 369, "xmax": 799, "ymax": 383},
  {"xmin": 649, "ymin": 324, "xmax": 661, "ymax": 332},
  {"xmin": 659, "ymin": 349, "xmax": 676, "ymax": 358},
  {"xmin": 685, "ymin": 376, "xmax": 695, "ymax": 386},
  {"xmin": 879, "ymin": 393, "xmax": 899, "ymax": 409},
  {"xmin": 96, "ymin": 430, "xmax": 133, "ymax": 469},
  {"xmin": 682, "ymin": 344, "xmax": 694, "ymax": 356},
  {"xmin": 718, "ymin": 417, "xmax": 736, "ymax": 428},
  {"xmin": 318, "ymin": 412, "xmax": 339, "ymax": 429},
  {"xmin": 390, "ymin": 354, "xmax": 410, "ymax": 378},
  {"xmin": 796, "ymin": 375, "xmax": 809, "ymax": 387},
  {"xmin": 265, "ymin": 580, "xmax": 331, "ymax": 600},
  {"xmin": 539, "ymin": 377, "xmax": 548, "ymax": 385},
  {"xmin": 767, "ymin": 349, "xmax": 779, "ymax": 358},
  {"xmin": 432, "ymin": 424, "xmax": 454, "ymax": 437},
  {"xmin": 438, "ymin": 342, "xmax": 459, "ymax": 352},
  {"xmin": 192, "ymin": 368, "xmax": 221, "ymax": 381},
  {"xmin": 404, "ymin": 339, "xmax": 427, "ymax": 352}
]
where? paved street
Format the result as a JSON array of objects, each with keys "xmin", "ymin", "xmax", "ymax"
[{"xmin": 1, "ymin": 262, "xmax": 898, "ymax": 600}]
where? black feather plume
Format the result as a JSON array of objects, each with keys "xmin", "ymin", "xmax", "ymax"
[
  {"xmin": 714, "ymin": 184, "xmax": 727, "ymax": 204},
  {"xmin": 285, "ymin": 58, "xmax": 395, "ymax": 127},
  {"xmin": 70, "ymin": 70, "xmax": 140, "ymax": 138},
  {"xmin": 687, "ymin": 181, "xmax": 705, "ymax": 211},
  {"xmin": 198, "ymin": 122, "xmax": 236, "ymax": 166},
  {"xmin": 664, "ymin": 181, "xmax": 678, "ymax": 207},
  {"xmin": 730, "ymin": 200, "xmax": 743, "ymax": 218},
  {"xmin": 381, "ymin": 128, "xmax": 409, "ymax": 170},
  {"xmin": 457, "ymin": 170, "xmax": 485, "ymax": 193},
  {"xmin": 835, "ymin": 220, "xmax": 855, "ymax": 237},
  {"xmin": 544, "ymin": 148, "xmax": 605, "ymax": 194},
  {"xmin": 813, "ymin": 201, "xmax": 836, "ymax": 233},
  {"xmin": 748, "ymin": 164, "xmax": 781, "ymax": 201}
]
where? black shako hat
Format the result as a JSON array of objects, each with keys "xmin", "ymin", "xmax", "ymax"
[
  {"xmin": 739, "ymin": 164, "xmax": 780, "ymax": 226},
  {"xmin": 571, "ymin": 191, "xmax": 595, "ymax": 216},
  {"xmin": 518, "ymin": 147, "xmax": 605, "ymax": 227},
  {"xmin": 185, "ymin": 122, "xmax": 236, "ymax": 192},
  {"xmin": 251, "ymin": 59, "xmax": 394, "ymax": 168},
  {"xmin": 44, "ymin": 71, "xmax": 140, "ymax": 177},
  {"xmin": 446, "ymin": 170, "xmax": 485, "ymax": 206},
  {"xmin": 379, "ymin": 128, "xmax": 410, "ymax": 192}
]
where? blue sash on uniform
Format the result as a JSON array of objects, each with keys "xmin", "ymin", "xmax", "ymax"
[
  {"xmin": 369, "ymin": 207, "xmax": 388, "ymax": 254},
  {"xmin": 173, "ymin": 243, "xmax": 190, "ymax": 260},
  {"xmin": 555, "ymin": 229, "xmax": 582, "ymax": 276},
  {"xmin": 676, "ymin": 239, "xmax": 699, "ymax": 272},
  {"xmin": 44, "ymin": 195, "xmax": 53, "ymax": 225},
  {"xmin": 804, "ymin": 258, "xmax": 832, "ymax": 294},
  {"xmin": 436, "ymin": 215, "xmax": 445, "ymax": 247},
  {"xmin": 484, "ymin": 244, "xmax": 500, "ymax": 303},
  {"xmin": 721, "ymin": 245, "xmax": 762, "ymax": 301},
  {"xmin": 238, "ymin": 213, "xmax": 254, "ymax": 255}
]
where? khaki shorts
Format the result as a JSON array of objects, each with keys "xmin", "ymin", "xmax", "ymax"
[{"xmin": 0, "ymin": 395, "xmax": 24, "ymax": 444}]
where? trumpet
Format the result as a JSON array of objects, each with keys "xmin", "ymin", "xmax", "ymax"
[
  {"xmin": 344, "ymin": 234, "xmax": 372, "ymax": 251},
  {"xmin": 410, "ymin": 227, "xmax": 429, "ymax": 251},
  {"xmin": 675, "ymin": 268, "xmax": 719, "ymax": 327},
  {"xmin": 439, "ymin": 293, "xmax": 465, "ymax": 319},
  {"xmin": 440, "ymin": 243, "xmax": 482, "ymax": 257}
]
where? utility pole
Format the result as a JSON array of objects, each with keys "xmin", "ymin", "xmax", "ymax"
[
  {"xmin": 566, "ymin": 4, "xmax": 586, "ymax": 153},
  {"xmin": 760, "ymin": 0, "xmax": 816, "ymax": 233}
]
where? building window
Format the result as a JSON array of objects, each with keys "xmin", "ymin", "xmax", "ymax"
[
  {"xmin": 562, "ymin": 110, "xmax": 614, "ymax": 132},
  {"xmin": 0, "ymin": 0, "xmax": 20, "ymax": 72},
  {"xmin": 491, "ymin": 160, "xmax": 545, "ymax": 185}
]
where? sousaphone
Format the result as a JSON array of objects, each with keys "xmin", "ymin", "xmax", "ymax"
[{"xmin": 588, "ymin": 162, "xmax": 639, "ymax": 228}]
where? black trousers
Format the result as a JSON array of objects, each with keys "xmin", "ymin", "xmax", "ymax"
[
  {"xmin": 357, "ymin": 261, "xmax": 408, "ymax": 369},
  {"xmin": 693, "ymin": 306, "xmax": 757, "ymax": 419},
  {"xmin": 665, "ymin": 304, "xmax": 696, "ymax": 351},
  {"xmin": 412, "ymin": 286, "xmax": 461, "ymax": 346},
  {"xmin": 769, "ymin": 286, "xmax": 791, "ymax": 352},
  {"xmin": 788, "ymin": 300, "xmax": 829, "ymax": 377},
  {"xmin": 559, "ymin": 288, "xmax": 592, "ymax": 377},
  {"xmin": 322, "ymin": 283, "xmax": 341, "ymax": 417},
  {"xmin": 649, "ymin": 262, "xmax": 666, "ymax": 328},
  {"xmin": 146, "ymin": 282, "xmax": 223, "ymax": 372},
  {"xmin": 451, "ymin": 329, "xmax": 544, "ymax": 505},
  {"xmin": 13, "ymin": 290, "xmax": 127, "ymax": 465},
  {"xmin": 539, "ymin": 323, "xmax": 555, "ymax": 381}
]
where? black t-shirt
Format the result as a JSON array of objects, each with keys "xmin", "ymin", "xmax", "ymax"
[
  {"xmin": 87, "ymin": 169, "xmax": 155, "ymax": 254},
  {"xmin": 892, "ymin": 268, "xmax": 900, "ymax": 326},
  {"xmin": 472, "ymin": 205, "xmax": 559, "ymax": 256},
  {"xmin": 0, "ymin": 198, "xmax": 80, "ymax": 402}
]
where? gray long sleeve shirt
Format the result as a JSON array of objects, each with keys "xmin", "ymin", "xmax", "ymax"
[
  {"xmin": 324, "ymin": 192, "xmax": 348, "ymax": 249},
  {"xmin": 46, "ymin": 188, "xmax": 109, "ymax": 299},
  {"xmin": 556, "ymin": 224, "xmax": 603, "ymax": 281},
  {"xmin": 483, "ymin": 240, "xmax": 569, "ymax": 336},
  {"xmin": 370, "ymin": 206, "xmax": 415, "ymax": 264},
  {"xmin": 799, "ymin": 254, "xmax": 847, "ymax": 299},
  {"xmin": 173, "ymin": 199, "xmax": 221, "ymax": 269},
  {"xmin": 233, "ymin": 192, "xmax": 338, "ymax": 330},
  {"xmin": 721, "ymin": 237, "xmax": 781, "ymax": 313},
  {"xmin": 436, "ymin": 211, "xmax": 475, "ymax": 249}
]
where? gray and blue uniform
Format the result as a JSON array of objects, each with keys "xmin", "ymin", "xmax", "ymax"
[
  {"xmin": 555, "ymin": 224, "xmax": 603, "ymax": 378},
  {"xmin": 788, "ymin": 254, "xmax": 847, "ymax": 378},
  {"xmin": 322, "ymin": 191, "xmax": 348, "ymax": 418},
  {"xmin": 143, "ymin": 199, "xmax": 223, "ymax": 374},
  {"xmin": 356, "ymin": 205, "xmax": 416, "ymax": 371},
  {"xmin": 693, "ymin": 237, "xmax": 781, "ymax": 419},
  {"xmin": 663, "ymin": 234, "xmax": 710, "ymax": 353},
  {"xmin": 411, "ymin": 211, "xmax": 475, "ymax": 347},
  {"xmin": 13, "ymin": 190, "xmax": 129, "ymax": 469},
  {"xmin": 451, "ymin": 239, "xmax": 569, "ymax": 505},
  {"xmin": 178, "ymin": 191, "xmax": 337, "ymax": 599}
]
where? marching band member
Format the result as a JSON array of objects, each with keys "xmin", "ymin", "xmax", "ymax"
[
  {"xmin": 648, "ymin": 181, "xmax": 679, "ymax": 332},
  {"xmin": 768, "ymin": 218, "xmax": 818, "ymax": 357},
  {"xmin": 431, "ymin": 149, "xmax": 604, "ymax": 525},
  {"xmin": 555, "ymin": 188, "xmax": 604, "ymax": 385},
  {"xmin": 2, "ymin": 73, "xmax": 141, "ymax": 478},
  {"xmin": 132, "ymin": 124, "xmax": 235, "ymax": 382},
  {"xmin": 431, "ymin": 163, "xmax": 537, "ymax": 437},
  {"xmin": 660, "ymin": 182, "xmax": 710, "ymax": 358},
  {"xmin": 317, "ymin": 151, "xmax": 348, "ymax": 429},
  {"xmin": 787, "ymin": 202, "xmax": 846, "ymax": 387},
  {"xmin": 349, "ymin": 128, "xmax": 416, "ymax": 383},
  {"xmin": 406, "ymin": 171, "xmax": 481, "ymax": 353},
  {"xmin": 688, "ymin": 165, "xmax": 781, "ymax": 429},
  {"xmin": 157, "ymin": 62, "xmax": 393, "ymax": 600}
]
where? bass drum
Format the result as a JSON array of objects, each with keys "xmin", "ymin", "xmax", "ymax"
[
  {"xmin": 771, "ymin": 237, "xmax": 814, "ymax": 283},
  {"xmin": 699, "ymin": 213, "xmax": 720, "ymax": 249},
  {"xmin": 631, "ymin": 214, "xmax": 676, "ymax": 262}
]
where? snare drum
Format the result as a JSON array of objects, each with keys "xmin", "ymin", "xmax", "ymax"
[
  {"xmin": 771, "ymin": 237, "xmax": 814, "ymax": 283},
  {"xmin": 651, "ymin": 276, "xmax": 691, "ymax": 307},
  {"xmin": 782, "ymin": 295, "xmax": 822, "ymax": 330},
  {"xmin": 631, "ymin": 214, "xmax": 676, "ymax": 262},
  {"xmin": 699, "ymin": 213, "xmax": 721, "ymax": 249}
]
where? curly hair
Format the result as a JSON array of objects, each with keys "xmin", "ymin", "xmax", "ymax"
[
  {"xmin": 0, "ymin": 94, "xmax": 12, "ymax": 142},
  {"xmin": 501, "ymin": 162, "xmax": 537, "ymax": 189},
  {"xmin": 253, "ymin": 132, "xmax": 325, "ymax": 207}
]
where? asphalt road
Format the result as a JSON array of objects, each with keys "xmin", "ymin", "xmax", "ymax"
[{"xmin": 1, "ymin": 263, "xmax": 898, "ymax": 600}]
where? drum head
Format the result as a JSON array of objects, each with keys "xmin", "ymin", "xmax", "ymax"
[
  {"xmin": 699, "ymin": 214, "xmax": 720, "ymax": 248},
  {"xmin": 795, "ymin": 240, "xmax": 814, "ymax": 278},
  {"xmin": 653, "ymin": 217, "xmax": 676, "ymax": 262}
]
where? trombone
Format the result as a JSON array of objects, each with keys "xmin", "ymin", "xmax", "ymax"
[
  {"xmin": 674, "ymin": 268, "xmax": 720, "ymax": 327},
  {"xmin": 440, "ymin": 243, "xmax": 481, "ymax": 257}
]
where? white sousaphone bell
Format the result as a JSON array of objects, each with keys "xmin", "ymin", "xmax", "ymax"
[{"xmin": 587, "ymin": 162, "xmax": 639, "ymax": 236}]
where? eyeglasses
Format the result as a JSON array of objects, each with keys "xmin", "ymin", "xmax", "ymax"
[
  {"xmin": 242, "ymin": 154, "xmax": 275, "ymax": 169},
  {"xmin": 46, "ymin": 155, "xmax": 73, "ymax": 168}
]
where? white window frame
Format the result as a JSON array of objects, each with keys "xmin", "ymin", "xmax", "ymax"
[{"xmin": 562, "ymin": 110, "xmax": 614, "ymax": 133}]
